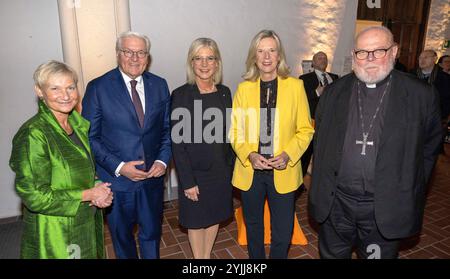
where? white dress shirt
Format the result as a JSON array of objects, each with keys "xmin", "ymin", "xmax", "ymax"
[
  {"xmin": 114, "ymin": 71, "xmax": 166, "ymax": 177},
  {"xmin": 314, "ymin": 69, "xmax": 333, "ymax": 97},
  {"xmin": 120, "ymin": 70, "xmax": 146, "ymax": 113}
]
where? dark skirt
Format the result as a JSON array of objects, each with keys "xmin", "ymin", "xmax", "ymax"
[{"xmin": 178, "ymin": 166, "xmax": 233, "ymax": 229}]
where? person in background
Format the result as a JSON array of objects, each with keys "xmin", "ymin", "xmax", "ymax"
[
  {"xmin": 82, "ymin": 31, "xmax": 171, "ymax": 259},
  {"xmin": 415, "ymin": 50, "xmax": 450, "ymax": 154},
  {"xmin": 309, "ymin": 26, "xmax": 442, "ymax": 259},
  {"xmin": 171, "ymin": 37, "xmax": 234, "ymax": 259},
  {"xmin": 300, "ymin": 51, "xmax": 339, "ymax": 118},
  {"xmin": 438, "ymin": 54, "xmax": 450, "ymax": 75},
  {"xmin": 9, "ymin": 60, "xmax": 112, "ymax": 259},
  {"xmin": 415, "ymin": 50, "xmax": 439, "ymax": 82},
  {"xmin": 437, "ymin": 54, "xmax": 450, "ymax": 147},
  {"xmin": 230, "ymin": 30, "xmax": 314, "ymax": 259},
  {"xmin": 299, "ymin": 51, "xmax": 338, "ymax": 190}
]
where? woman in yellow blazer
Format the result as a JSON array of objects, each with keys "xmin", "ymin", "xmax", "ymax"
[{"xmin": 230, "ymin": 30, "xmax": 314, "ymax": 259}]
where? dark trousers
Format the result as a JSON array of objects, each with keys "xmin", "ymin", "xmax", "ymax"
[
  {"xmin": 300, "ymin": 141, "xmax": 313, "ymax": 177},
  {"xmin": 241, "ymin": 172, "xmax": 295, "ymax": 259},
  {"xmin": 319, "ymin": 189, "xmax": 400, "ymax": 259},
  {"xmin": 106, "ymin": 184, "xmax": 164, "ymax": 259}
]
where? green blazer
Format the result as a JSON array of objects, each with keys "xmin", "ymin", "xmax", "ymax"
[{"xmin": 9, "ymin": 100, "xmax": 104, "ymax": 259}]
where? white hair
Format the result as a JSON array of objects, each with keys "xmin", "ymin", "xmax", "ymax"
[
  {"xmin": 354, "ymin": 26, "xmax": 394, "ymax": 48},
  {"xmin": 116, "ymin": 31, "xmax": 151, "ymax": 52}
]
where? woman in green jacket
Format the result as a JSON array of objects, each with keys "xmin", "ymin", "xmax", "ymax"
[{"xmin": 9, "ymin": 60, "xmax": 113, "ymax": 259}]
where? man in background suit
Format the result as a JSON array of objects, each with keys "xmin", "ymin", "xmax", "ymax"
[
  {"xmin": 309, "ymin": 26, "xmax": 441, "ymax": 258},
  {"xmin": 299, "ymin": 52, "xmax": 338, "ymax": 188},
  {"xmin": 414, "ymin": 50, "xmax": 450, "ymax": 154},
  {"xmin": 82, "ymin": 31, "xmax": 171, "ymax": 259}
]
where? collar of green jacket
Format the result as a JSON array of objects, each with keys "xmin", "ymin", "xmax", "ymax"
[{"xmin": 38, "ymin": 100, "xmax": 90, "ymax": 137}]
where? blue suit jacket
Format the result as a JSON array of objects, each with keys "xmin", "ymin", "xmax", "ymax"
[{"xmin": 82, "ymin": 67, "xmax": 172, "ymax": 192}]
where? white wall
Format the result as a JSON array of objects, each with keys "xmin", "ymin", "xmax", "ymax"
[
  {"xmin": 129, "ymin": 0, "xmax": 357, "ymax": 195},
  {"xmin": 57, "ymin": 0, "xmax": 131, "ymax": 94},
  {"xmin": 0, "ymin": 0, "xmax": 63, "ymax": 218},
  {"xmin": 130, "ymin": 0, "xmax": 358, "ymax": 93},
  {"xmin": 0, "ymin": 0, "xmax": 359, "ymax": 217}
]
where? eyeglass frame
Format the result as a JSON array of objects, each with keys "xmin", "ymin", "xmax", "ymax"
[
  {"xmin": 353, "ymin": 45, "xmax": 395, "ymax": 60},
  {"xmin": 192, "ymin": 56, "xmax": 217, "ymax": 64},
  {"xmin": 119, "ymin": 49, "xmax": 149, "ymax": 59}
]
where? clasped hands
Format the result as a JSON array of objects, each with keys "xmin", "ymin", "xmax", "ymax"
[
  {"xmin": 83, "ymin": 182, "xmax": 113, "ymax": 208},
  {"xmin": 249, "ymin": 151, "xmax": 289, "ymax": 170},
  {"xmin": 119, "ymin": 160, "xmax": 166, "ymax": 182}
]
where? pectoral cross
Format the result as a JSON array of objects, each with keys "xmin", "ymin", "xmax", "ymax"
[{"xmin": 356, "ymin": 132, "xmax": 373, "ymax": 155}]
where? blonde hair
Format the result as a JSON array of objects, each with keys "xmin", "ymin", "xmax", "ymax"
[
  {"xmin": 186, "ymin": 38, "xmax": 223, "ymax": 85},
  {"xmin": 242, "ymin": 30, "xmax": 290, "ymax": 81},
  {"xmin": 33, "ymin": 60, "xmax": 78, "ymax": 89}
]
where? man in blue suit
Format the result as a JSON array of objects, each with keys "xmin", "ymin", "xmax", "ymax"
[{"xmin": 82, "ymin": 31, "xmax": 171, "ymax": 259}]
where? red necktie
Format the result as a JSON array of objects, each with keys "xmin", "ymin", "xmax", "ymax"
[{"xmin": 130, "ymin": 80, "xmax": 144, "ymax": 128}]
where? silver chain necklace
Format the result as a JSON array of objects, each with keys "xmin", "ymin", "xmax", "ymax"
[{"xmin": 355, "ymin": 75, "xmax": 391, "ymax": 155}]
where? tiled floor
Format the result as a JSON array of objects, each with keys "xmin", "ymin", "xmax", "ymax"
[{"xmin": 104, "ymin": 145, "xmax": 450, "ymax": 259}]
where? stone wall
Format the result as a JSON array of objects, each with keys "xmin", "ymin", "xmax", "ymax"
[{"xmin": 424, "ymin": 0, "xmax": 450, "ymax": 56}]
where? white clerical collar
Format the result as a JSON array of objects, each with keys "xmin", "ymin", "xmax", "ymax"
[{"xmin": 363, "ymin": 74, "xmax": 392, "ymax": 89}]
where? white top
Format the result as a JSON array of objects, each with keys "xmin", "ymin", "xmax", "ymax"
[
  {"xmin": 120, "ymin": 70, "xmax": 146, "ymax": 113},
  {"xmin": 314, "ymin": 69, "xmax": 333, "ymax": 86},
  {"xmin": 314, "ymin": 69, "xmax": 333, "ymax": 96}
]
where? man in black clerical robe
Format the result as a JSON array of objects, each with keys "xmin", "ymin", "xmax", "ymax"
[{"xmin": 308, "ymin": 26, "xmax": 442, "ymax": 259}]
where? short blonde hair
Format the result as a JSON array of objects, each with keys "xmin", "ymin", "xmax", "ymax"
[
  {"xmin": 33, "ymin": 60, "xmax": 78, "ymax": 89},
  {"xmin": 242, "ymin": 30, "xmax": 290, "ymax": 81},
  {"xmin": 186, "ymin": 38, "xmax": 223, "ymax": 85}
]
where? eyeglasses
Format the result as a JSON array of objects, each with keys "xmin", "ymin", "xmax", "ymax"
[
  {"xmin": 119, "ymin": 49, "xmax": 148, "ymax": 59},
  {"xmin": 354, "ymin": 45, "xmax": 394, "ymax": 60},
  {"xmin": 192, "ymin": 56, "xmax": 216, "ymax": 64}
]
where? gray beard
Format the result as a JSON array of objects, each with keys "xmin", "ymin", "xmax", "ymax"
[{"xmin": 354, "ymin": 62, "xmax": 394, "ymax": 84}]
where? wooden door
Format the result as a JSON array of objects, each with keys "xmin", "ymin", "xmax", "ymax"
[{"xmin": 357, "ymin": 0, "xmax": 431, "ymax": 71}]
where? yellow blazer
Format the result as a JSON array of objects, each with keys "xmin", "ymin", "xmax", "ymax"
[{"xmin": 230, "ymin": 76, "xmax": 314, "ymax": 194}]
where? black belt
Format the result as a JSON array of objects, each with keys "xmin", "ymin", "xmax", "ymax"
[{"xmin": 254, "ymin": 169, "xmax": 274, "ymax": 176}]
